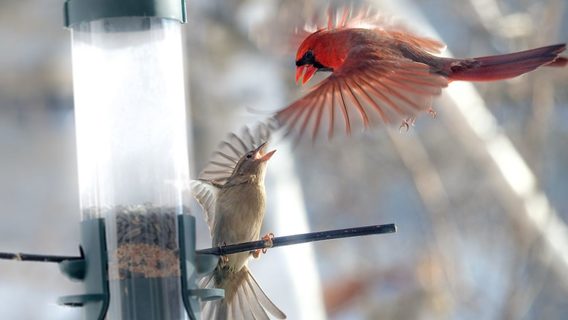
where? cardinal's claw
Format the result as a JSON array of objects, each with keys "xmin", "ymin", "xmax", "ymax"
[
  {"xmin": 399, "ymin": 118, "xmax": 415, "ymax": 133},
  {"xmin": 428, "ymin": 108, "xmax": 437, "ymax": 119}
]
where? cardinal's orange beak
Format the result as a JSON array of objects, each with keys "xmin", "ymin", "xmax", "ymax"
[{"xmin": 296, "ymin": 65, "xmax": 317, "ymax": 85}]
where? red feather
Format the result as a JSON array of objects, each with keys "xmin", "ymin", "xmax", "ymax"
[
  {"xmin": 273, "ymin": 5, "xmax": 566, "ymax": 143},
  {"xmin": 442, "ymin": 44, "xmax": 567, "ymax": 81}
]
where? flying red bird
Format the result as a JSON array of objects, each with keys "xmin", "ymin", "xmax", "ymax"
[{"xmin": 273, "ymin": 7, "xmax": 567, "ymax": 142}]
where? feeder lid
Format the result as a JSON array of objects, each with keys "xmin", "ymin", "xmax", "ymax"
[{"xmin": 64, "ymin": 0, "xmax": 186, "ymax": 27}]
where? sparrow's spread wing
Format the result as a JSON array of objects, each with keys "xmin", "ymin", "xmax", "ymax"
[
  {"xmin": 190, "ymin": 180, "xmax": 219, "ymax": 232},
  {"xmin": 198, "ymin": 122, "xmax": 272, "ymax": 184},
  {"xmin": 193, "ymin": 122, "xmax": 273, "ymax": 232}
]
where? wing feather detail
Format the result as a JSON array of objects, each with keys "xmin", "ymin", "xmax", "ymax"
[
  {"xmin": 275, "ymin": 54, "xmax": 448, "ymax": 143},
  {"xmin": 252, "ymin": 3, "xmax": 445, "ymax": 58},
  {"xmin": 189, "ymin": 180, "xmax": 219, "ymax": 232},
  {"xmin": 198, "ymin": 122, "xmax": 272, "ymax": 184}
]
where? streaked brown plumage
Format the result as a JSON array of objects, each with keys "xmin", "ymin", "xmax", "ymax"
[{"xmin": 191, "ymin": 124, "xmax": 286, "ymax": 320}]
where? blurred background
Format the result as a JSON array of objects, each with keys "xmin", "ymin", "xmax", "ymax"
[{"xmin": 1, "ymin": 0, "xmax": 567, "ymax": 319}]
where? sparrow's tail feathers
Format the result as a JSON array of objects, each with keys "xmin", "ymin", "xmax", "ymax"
[
  {"xmin": 201, "ymin": 266, "xmax": 286, "ymax": 319},
  {"xmin": 445, "ymin": 43, "xmax": 566, "ymax": 81}
]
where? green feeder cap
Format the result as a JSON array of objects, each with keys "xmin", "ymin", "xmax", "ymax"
[{"xmin": 64, "ymin": 0, "xmax": 187, "ymax": 27}]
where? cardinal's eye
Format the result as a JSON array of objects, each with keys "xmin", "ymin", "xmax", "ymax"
[
  {"xmin": 297, "ymin": 49, "xmax": 317, "ymax": 67},
  {"xmin": 304, "ymin": 50, "xmax": 314, "ymax": 60}
]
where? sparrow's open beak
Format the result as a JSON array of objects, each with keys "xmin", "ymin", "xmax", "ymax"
[
  {"xmin": 261, "ymin": 149, "xmax": 276, "ymax": 161},
  {"xmin": 254, "ymin": 142, "xmax": 276, "ymax": 162},
  {"xmin": 296, "ymin": 65, "xmax": 317, "ymax": 85}
]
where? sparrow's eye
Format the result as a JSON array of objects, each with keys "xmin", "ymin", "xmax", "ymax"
[{"xmin": 246, "ymin": 153, "xmax": 253, "ymax": 159}]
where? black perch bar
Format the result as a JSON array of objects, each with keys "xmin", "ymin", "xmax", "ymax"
[
  {"xmin": 0, "ymin": 252, "xmax": 83, "ymax": 263},
  {"xmin": 197, "ymin": 223, "xmax": 397, "ymax": 256},
  {"xmin": 0, "ymin": 223, "xmax": 397, "ymax": 262}
]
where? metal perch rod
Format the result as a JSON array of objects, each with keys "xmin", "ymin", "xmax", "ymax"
[
  {"xmin": 197, "ymin": 223, "xmax": 397, "ymax": 256},
  {"xmin": 0, "ymin": 251, "xmax": 83, "ymax": 263},
  {"xmin": 0, "ymin": 223, "xmax": 397, "ymax": 262}
]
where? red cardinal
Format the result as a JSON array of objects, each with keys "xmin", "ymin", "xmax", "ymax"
[{"xmin": 274, "ymin": 7, "xmax": 567, "ymax": 142}]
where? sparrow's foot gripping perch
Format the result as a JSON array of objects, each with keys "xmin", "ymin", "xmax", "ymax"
[
  {"xmin": 220, "ymin": 242, "xmax": 229, "ymax": 264},
  {"xmin": 252, "ymin": 233, "xmax": 275, "ymax": 258}
]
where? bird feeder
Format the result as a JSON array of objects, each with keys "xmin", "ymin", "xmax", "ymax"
[
  {"xmin": 0, "ymin": 3, "xmax": 405, "ymax": 319},
  {"xmin": 61, "ymin": 0, "xmax": 210, "ymax": 319}
]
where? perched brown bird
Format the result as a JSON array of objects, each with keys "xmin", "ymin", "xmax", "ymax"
[
  {"xmin": 272, "ymin": 6, "xmax": 567, "ymax": 142},
  {"xmin": 191, "ymin": 124, "xmax": 286, "ymax": 319}
]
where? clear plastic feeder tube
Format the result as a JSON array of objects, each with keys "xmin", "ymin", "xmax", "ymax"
[{"xmin": 70, "ymin": 17, "xmax": 190, "ymax": 319}]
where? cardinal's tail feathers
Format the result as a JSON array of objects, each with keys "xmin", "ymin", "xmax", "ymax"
[
  {"xmin": 200, "ymin": 267, "xmax": 287, "ymax": 320},
  {"xmin": 445, "ymin": 43, "xmax": 566, "ymax": 81}
]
